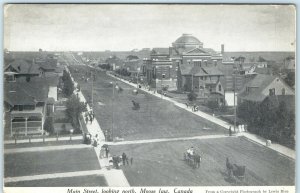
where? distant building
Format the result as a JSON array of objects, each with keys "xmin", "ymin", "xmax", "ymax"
[{"xmin": 144, "ymin": 34, "xmax": 224, "ymax": 97}]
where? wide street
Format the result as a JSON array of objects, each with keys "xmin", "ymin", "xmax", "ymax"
[{"xmin": 69, "ymin": 65, "xmax": 227, "ymax": 141}]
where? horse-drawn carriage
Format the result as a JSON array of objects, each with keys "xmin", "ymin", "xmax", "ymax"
[
  {"xmin": 226, "ymin": 157, "xmax": 246, "ymax": 182},
  {"xmin": 132, "ymin": 100, "xmax": 140, "ymax": 110},
  {"xmin": 183, "ymin": 152, "xmax": 201, "ymax": 169}
]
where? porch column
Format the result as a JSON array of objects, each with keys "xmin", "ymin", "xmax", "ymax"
[
  {"xmin": 25, "ymin": 117, "xmax": 28, "ymax": 136},
  {"xmin": 41, "ymin": 114, "xmax": 44, "ymax": 135},
  {"xmin": 10, "ymin": 117, "xmax": 13, "ymax": 137}
]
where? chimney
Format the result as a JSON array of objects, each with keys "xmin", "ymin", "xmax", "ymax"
[{"xmin": 221, "ymin": 44, "xmax": 224, "ymax": 54}]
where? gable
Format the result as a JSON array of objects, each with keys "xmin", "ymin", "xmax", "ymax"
[
  {"xmin": 184, "ymin": 48, "xmax": 210, "ymax": 55},
  {"xmin": 262, "ymin": 78, "xmax": 295, "ymax": 96},
  {"xmin": 5, "ymin": 65, "xmax": 19, "ymax": 73}
]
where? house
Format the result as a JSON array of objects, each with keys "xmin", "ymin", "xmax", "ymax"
[
  {"xmin": 4, "ymin": 79, "xmax": 54, "ymax": 136},
  {"xmin": 238, "ymin": 74, "xmax": 294, "ymax": 105},
  {"xmin": 106, "ymin": 55, "xmax": 123, "ymax": 70},
  {"xmin": 4, "ymin": 59, "xmax": 40, "ymax": 82},
  {"xmin": 123, "ymin": 59, "xmax": 144, "ymax": 79}
]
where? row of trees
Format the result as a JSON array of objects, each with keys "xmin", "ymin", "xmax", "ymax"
[
  {"xmin": 237, "ymin": 100, "xmax": 295, "ymax": 148},
  {"xmin": 115, "ymin": 68, "xmax": 131, "ymax": 76},
  {"xmin": 62, "ymin": 70, "xmax": 74, "ymax": 97},
  {"xmin": 98, "ymin": 63, "xmax": 111, "ymax": 70}
]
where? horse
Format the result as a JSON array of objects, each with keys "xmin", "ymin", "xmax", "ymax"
[
  {"xmin": 132, "ymin": 100, "xmax": 140, "ymax": 110},
  {"xmin": 226, "ymin": 157, "xmax": 246, "ymax": 181},
  {"xmin": 193, "ymin": 154, "xmax": 201, "ymax": 168},
  {"xmin": 184, "ymin": 152, "xmax": 201, "ymax": 169},
  {"xmin": 226, "ymin": 157, "xmax": 234, "ymax": 176}
]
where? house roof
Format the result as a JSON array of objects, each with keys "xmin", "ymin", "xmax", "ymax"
[
  {"xmin": 29, "ymin": 76, "xmax": 60, "ymax": 87},
  {"xmin": 180, "ymin": 64, "xmax": 223, "ymax": 77},
  {"xmin": 4, "ymin": 80, "xmax": 49, "ymax": 106},
  {"xmin": 201, "ymin": 67, "xmax": 223, "ymax": 76},
  {"xmin": 5, "ymin": 59, "xmax": 40, "ymax": 75},
  {"xmin": 151, "ymin": 48, "xmax": 170, "ymax": 55},
  {"xmin": 238, "ymin": 74, "xmax": 278, "ymax": 102},
  {"xmin": 5, "ymin": 83, "xmax": 36, "ymax": 106},
  {"xmin": 254, "ymin": 67, "xmax": 272, "ymax": 75}
]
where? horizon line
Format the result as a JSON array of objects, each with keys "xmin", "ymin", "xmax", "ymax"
[{"xmin": 5, "ymin": 50, "xmax": 296, "ymax": 53}]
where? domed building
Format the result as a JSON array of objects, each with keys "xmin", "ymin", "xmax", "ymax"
[{"xmin": 144, "ymin": 34, "xmax": 225, "ymax": 104}]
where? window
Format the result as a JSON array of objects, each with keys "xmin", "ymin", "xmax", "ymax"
[
  {"xmin": 214, "ymin": 60, "xmax": 217, "ymax": 66},
  {"xmin": 194, "ymin": 61, "xmax": 201, "ymax": 67},
  {"xmin": 218, "ymin": 85, "xmax": 222, "ymax": 91},
  {"xmin": 282, "ymin": 88, "xmax": 286, "ymax": 95},
  {"xmin": 269, "ymin": 88, "xmax": 275, "ymax": 96},
  {"xmin": 6, "ymin": 75, "xmax": 16, "ymax": 82}
]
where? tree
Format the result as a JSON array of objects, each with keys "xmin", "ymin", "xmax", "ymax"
[
  {"xmin": 258, "ymin": 56, "xmax": 267, "ymax": 62},
  {"xmin": 65, "ymin": 94, "xmax": 87, "ymax": 132},
  {"xmin": 206, "ymin": 100, "xmax": 219, "ymax": 111},
  {"xmin": 187, "ymin": 91, "xmax": 197, "ymax": 102},
  {"xmin": 284, "ymin": 72, "xmax": 295, "ymax": 87},
  {"xmin": 237, "ymin": 99, "xmax": 295, "ymax": 149},
  {"xmin": 44, "ymin": 117, "xmax": 54, "ymax": 134},
  {"xmin": 62, "ymin": 70, "xmax": 74, "ymax": 97},
  {"xmin": 234, "ymin": 56, "xmax": 245, "ymax": 63}
]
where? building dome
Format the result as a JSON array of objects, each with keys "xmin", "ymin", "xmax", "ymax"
[
  {"xmin": 173, "ymin": 34, "xmax": 203, "ymax": 49},
  {"xmin": 174, "ymin": 34, "xmax": 200, "ymax": 44}
]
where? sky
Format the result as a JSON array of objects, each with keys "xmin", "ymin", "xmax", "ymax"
[{"xmin": 4, "ymin": 4, "xmax": 296, "ymax": 52}]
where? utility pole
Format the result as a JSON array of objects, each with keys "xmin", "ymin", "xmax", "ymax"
[
  {"xmin": 191, "ymin": 73, "xmax": 194, "ymax": 92},
  {"xmin": 111, "ymin": 82, "xmax": 115, "ymax": 141},
  {"xmin": 161, "ymin": 73, "xmax": 165, "ymax": 99},
  {"xmin": 91, "ymin": 71, "xmax": 94, "ymax": 113},
  {"xmin": 233, "ymin": 72, "xmax": 236, "ymax": 133},
  {"xmin": 233, "ymin": 61, "xmax": 239, "ymax": 134}
]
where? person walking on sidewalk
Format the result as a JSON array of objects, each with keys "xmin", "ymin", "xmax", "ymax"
[
  {"xmin": 105, "ymin": 147, "xmax": 109, "ymax": 158},
  {"xmin": 122, "ymin": 152, "xmax": 127, "ymax": 166}
]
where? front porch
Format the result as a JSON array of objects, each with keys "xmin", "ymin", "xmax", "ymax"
[{"xmin": 7, "ymin": 106, "xmax": 45, "ymax": 137}]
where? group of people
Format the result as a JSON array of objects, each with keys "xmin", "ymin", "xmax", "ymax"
[
  {"xmin": 186, "ymin": 146, "xmax": 201, "ymax": 168},
  {"xmin": 111, "ymin": 152, "xmax": 133, "ymax": 169},
  {"xmin": 186, "ymin": 146, "xmax": 195, "ymax": 158},
  {"xmin": 185, "ymin": 103, "xmax": 199, "ymax": 112},
  {"xmin": 85, "ymin": 110, "xmax": 95, "ymax": 124}
]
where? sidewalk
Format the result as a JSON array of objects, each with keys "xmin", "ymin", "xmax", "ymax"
[
  {"xmin": 67, "ymin": 66, "xmax": 130, "ymax": 186},
  {"xmin": 106, "ymin": 134, "xmax": 231, "ymax": 146},
  {"xmin": 4, "ymin": 135, "xmax": 83, "ymax": 145},
  {"xmin": 4, "ymin": 169, "xmax": 129, "ymax": 186},
  {"xmin": 107, "ymin": 71, "xmax": 296, "ymax": 160},
  {"xmin": 4, "ymin": 144, "xmax": 90, "ymax": 154}
]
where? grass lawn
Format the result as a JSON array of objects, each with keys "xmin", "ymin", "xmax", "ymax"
[
  {"xmin": 69, "ymin": 65, "xmax": 227, "ymax": 141},
  {"xmin": 5, "ymin": 148, "xmax": 100, "ymax": 177},
  {"xmin": 5, "ymin": 175, "xmax": 107, "ymax": 187},
  {"xmin": 109, "ymin": 137, "xmax": 295, "ymax": 186}
]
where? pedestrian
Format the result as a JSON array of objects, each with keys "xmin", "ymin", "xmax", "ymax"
[
  {"xmin": 130, "ymin": 157, "xmax": 133, "ymax": 165},
  {"xmin": 122, "ymin": 152, "xmax": 127, "ymax": 166},
  {"xmin": 95, "ymin": 134, "xmax": 98, "ymax": 143},
  {"xmin": 105, "ymin": 147, "xmax": 109, "ymax": 158}
]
